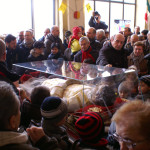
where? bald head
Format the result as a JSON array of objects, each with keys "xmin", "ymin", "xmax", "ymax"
[
  {"xmin": 86, "ymin": 27, "xmax": 96, "ymax": 40},
  {"xmin": 131, "ymin": 34, "xmax": 139, "ymax": 46},
  {"xmin": 0, "ymin": 39, "xmax": 6, "ymax": 60},
  {"xmin": 111, "ymin": 34, "xmax": 125, "ymax": 50},
  {"xmin": 51, "ymin": 25, "xmax": 59, "ymax": 37}
]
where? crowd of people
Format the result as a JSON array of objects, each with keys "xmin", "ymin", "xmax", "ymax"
[{"xmin": 0, "ymin": 10, "xmax": 150, "ymax": 150}]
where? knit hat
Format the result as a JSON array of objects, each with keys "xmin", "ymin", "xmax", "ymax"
[
  {"xmin": 75, "ymin": 112, "xmax": 108, "ymax": 146},
  {"xmin": 139, "ymin": 75, "xmax": 150, "ymax": 87},
  {"xmin": 41, "ymin": 96, "xmax": 68, "ymax": 124}
]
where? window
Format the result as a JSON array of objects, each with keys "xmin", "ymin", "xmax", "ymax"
[
  {"xmin": 84, "ymin": 1, "xmax": 94, "ymax": 32},
  {"xmin": 33, "ymin": 0, "xmax": 54, "ymax": 40},
  {"xmin": 0, "ymin": 0, "xmax": 32, "ymax": 36},
  {"xmin": 84, "ymin": 0, "xmax": 136, "ymax": 36},
  {"xmin": 0, "ymin": 0, "xmax": 54, "ymax": 39}
]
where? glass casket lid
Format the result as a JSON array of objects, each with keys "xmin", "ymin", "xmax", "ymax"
[{"xmin": 13, "ymin": 59, "xmax": 136, "ymax": 82}]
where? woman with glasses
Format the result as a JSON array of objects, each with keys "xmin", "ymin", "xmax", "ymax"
[{"xmin": 111, "ymin": 100, "xmax": 150, "ymax": 150}]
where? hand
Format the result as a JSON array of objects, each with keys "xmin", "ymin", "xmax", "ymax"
[
  {"xmin": 26, "ymin": 127, "xmax": 45, "ymax": 144},
  {"xmin": 92, "ymin": 11, "xmax": 95, "ymax": 17},
  {"xmin": 106, "ymin": 64, "xmax": 112, "ymax": 67}
]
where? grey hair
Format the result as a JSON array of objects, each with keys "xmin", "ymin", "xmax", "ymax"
[
  {"xmin": 96, "ymin": 29, "xmax": 105, "ymax": 36},
  {"xmin": 0, "ymin": 81, "xmax": 20, "ymax": 130},
  {"xmin": 0, "ymin": 39, "xmax": 6, "ymax": 59},
  {"xmin": 79, "ymin": 36, "xmax": 90, "ymax": 45},
  {"xmin": 51, "ymin": 25, "xmax": 58, "ymax": 32}
]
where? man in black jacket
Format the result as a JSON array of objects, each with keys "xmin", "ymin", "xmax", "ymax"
[
  {"xmin": 5, "ymin": 34, "xmax": 20, "ymax": 70},
  {"xmin": 86, "ymin": 27, "xmax": 101, "ymax": 52},
  {"xmin": 89, "ymin": 11, "xmax": 108, "ymax": 30},
  {"xmin": 96, "ymin": 33, "xmax": 128, "ymax": 68},
  {"xmin": 44, "ymin": 25, "xmax": 65, "ymax": 58}
]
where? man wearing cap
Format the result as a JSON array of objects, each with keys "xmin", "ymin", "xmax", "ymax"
[{"xmin": 89, "ymin": 11, "xmax": 108, "ymax": 30}]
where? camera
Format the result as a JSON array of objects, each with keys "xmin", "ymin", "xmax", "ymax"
[{"xmin": 94, "ymin": 16, "xmax": 99, "ymax": 21}]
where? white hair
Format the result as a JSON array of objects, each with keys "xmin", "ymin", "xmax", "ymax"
[
  {"xmin": 79, "ymin": 36, "xmax": 90, "ymax": 45},
  {"xmin": 96, "ymin": 29, "xmax": 105, "ymax": 37}
]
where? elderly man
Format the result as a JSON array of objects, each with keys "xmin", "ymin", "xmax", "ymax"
[
  {"xmin": 96, "ymin": 33, "xmax": 128, "ymax": 68},
  {"xmin": 0, "ymin": 81, "xmax": 60, "ymax": 150},
  {"xmin": 5, "ymin": 34, "xmax": 20, "ymax": 70},
  {"xmin": 19, "ymin": 30, "xmax": 35, "ymax": 62},
  {"xmin": 0, "ymin": 39, "xmax": 20, "ymax": 94},
  {"xmin": 74, "ymin": 36, "xmax": 98, "ymax": 64},
  {"xmin": 44, "ymin": 25, "xmax": 65, "ymax": 58},
  {"xmin": 128, "ymin": 41, "xmax": 148, "ymax": 76},
  {"xmin": 39, "ymin": 28, "xmax": 50, "ymax": 42},
  {"xmin": 17, "ymin": 31, "xmax": 24, "ymax": 45},
  {"xmin": 96, "ymin": 29, "xmax": 107, "ymax": 49},
  {"xmin": 125, "ymin": 34, "xmax": 139, "ymax": 55},
  {"xmin": 86, "ymin": 27, "xmax": 101, "ymax": 52}
]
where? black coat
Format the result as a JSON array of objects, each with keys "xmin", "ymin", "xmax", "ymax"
[
  {"xmin": 19, "ymin": 43, "xmax": 34, "ymax": 63},
  {"xmin": 96, "ymin": 42, "xmax": 128, "ymax": 68},
  {"xmin": 90, "ymin": 38, "xmax": 102, "ymax": 52},
  {"xmin": 6, "ymin": 46, "xmax": 20, "ymax": 70},
  {"xmin": 0, "ymin": 61, "xmax": 20, "ymax": 95},
  {"xmin": 44, "ymin": 34, "xmax": 65, "ymax": 58},
  {"xmin": 74, "ymin": 47, "xmax": 98, "ymax": 64},
  {"xmin": 89, "ymin": 17, "xmax": 108, "ymax": 30}
]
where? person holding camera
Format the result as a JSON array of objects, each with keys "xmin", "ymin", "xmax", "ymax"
[{"xmin": 89, "ymin": 11, "xmax": 108, "ymax": 30}]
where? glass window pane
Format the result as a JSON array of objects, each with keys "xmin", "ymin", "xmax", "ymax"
[
  {"xmin": 124, "ymin": 0, "xmax": 135, "ymax": 4},
  {"xmin": 110, "ymin": 0, "xmax": 123, "ymax": 2},
  {"xmin": 34, "ymin": 0, "xmax": 54, "ymax": 40},
  {"xmin": 124, "ymin": 4, "xmax": 135, "ymax": 33},
  {"xmin": 95, "ymin": 1, "xmax": 109, "ymax": 30},
  {"xmin": 84, "ymin": 0, "xmax": 94, "ymax": 32},
  {"xmin": 110, "ymin": 3, "xmax": 123, "ymax": 36},
  {"xmin": 0, "ymin": 0, "xmax": 32, "ymax": 36}
]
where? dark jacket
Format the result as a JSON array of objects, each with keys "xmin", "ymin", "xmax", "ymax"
[
  {"xmin": 39, "ymin": 36, "xmax": 45, "ymax": 42},
  {"xmin": 19, "ymin": 42, "xmax": 34, "ymax": 63},
  {"xmin": 124, "ymin": 42, "xmax": 133, "ymax": 56},
  {"xmin": 47, "ymin": 52, "xmax": 64, "ymax": 60},
  {"xmin": 96, "ymin": 36, "xmax": 107, "ymax": 49},
  {"xmin": 90, "ymin": 38, "xmax": 102, "ymax": 52},
  {"xmin": 42, "ymin": 120, "xmax": 70, "ymax": 150},
  {"xmin": 96, "ymin": 42, "xmax": 128, "ymax": 68},
  {"xmin": 6, "ymin": 46, "xmax": 20, "ymax": 70},
  {"xmin": 74, "ymin": 47, "xmax": 98, "ymax": 64},
  {"xmin": 28, "ymin": 49, "xmax": 45, "ymax": 62},
  {"xmin": 0, "ymin": 61, "xmax": 20, "ymax": 95},
  {"xmin": 20, "ymin": 99, "xmax": 42, "ymax": 128},
  {"xmin": 143, "ymin": 39, "xmax": 150, "ymax": 55},
  {"xmin": 44, "ymin": 34, "xmax": 65, "ymax": 58},
  {"xmin": 89, "ymin": 16, "xmax": 108, "ymax": 30},
  {"xmin": 64, "ymin": 48, "xmax": 72, "ymax": 61}
]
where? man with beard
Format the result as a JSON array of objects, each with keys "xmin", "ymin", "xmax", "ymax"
[
  {"xmin": 5, "ymin": 34, "xmax": 20, "ymax": 70},
  {"xmin": 86, "ymin": 27, "xmax": 101, "ymax": 52},
  {"xmin": 19, "ymin": 30, "xmax": 35, "ymax": 62}
]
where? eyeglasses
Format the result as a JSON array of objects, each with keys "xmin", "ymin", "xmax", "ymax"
[{"xmin": 113, "ymin": 132, "xmax": 149, "ymax": 149}]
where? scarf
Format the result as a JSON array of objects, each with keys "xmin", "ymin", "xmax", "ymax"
[
  {"xmin": 129, "ymin": 52, "xmax": 144, "ymax": 71},
  {"xmin": 81, "ymin": 46, "xmax": 95, "ymax": 63}
]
